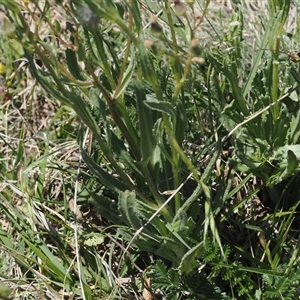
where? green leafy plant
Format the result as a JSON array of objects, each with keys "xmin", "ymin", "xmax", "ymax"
[
  {"xmin": 1, "ymin": 0, "xmax": 300, "ymax": 299},
  {"xmin": 148, "ymin": 260, "xmax": 230, "ymax": 300}
]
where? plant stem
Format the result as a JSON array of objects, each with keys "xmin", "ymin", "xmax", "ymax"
[{"xmin": 271, "ymin": 37, "xmax": 280, "ymax": 120}]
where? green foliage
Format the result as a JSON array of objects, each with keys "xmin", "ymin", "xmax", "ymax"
[
  {"xmin": 1, "ymin": 0, "xmax": 300, "ymax": 299},
  {"xmin": 206, "ymin": 7, "xmax": 300, "ymax": 187},
  {"xmin": 262, "ymin": 264, "xmax": 300, "ymax": 299},
  {"xmin": 148, "ymin": 260, "xmax": 230, "ymax": 300},
  {"xmin": 0, "ymin": 282, "xmax": 11, "ymax": 300}
]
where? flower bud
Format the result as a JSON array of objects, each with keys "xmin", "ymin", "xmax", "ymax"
[
  {"xmin": 150, "ymin": 15, "xmax": 163, "ymax": 38},
  {"xmin": 189, "ymin": 38, "xmax": 202, "ymax": 57},
  {"xmin": 144, "ymin": 40, "xmax": 165, "ymax": 55},
  {"xmin": 144, "ymin": 40, "xmax": 154, "ymax": 49},
  {"xmin": 173, "ymin": 0, "xmax": 187, "ymax": 16},
  {"xmin": 191, "ymin": 57, "xmax": 205, "ymax": 64}
]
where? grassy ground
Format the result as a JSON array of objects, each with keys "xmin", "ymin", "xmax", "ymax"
[{"xmin": 1, "ymin": 0, "xmax": 300, "ymax": 299}]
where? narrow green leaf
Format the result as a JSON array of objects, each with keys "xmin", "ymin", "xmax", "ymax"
[
  {"xmin": 70, "ymin": 93, "xmax": 101, "ymax": 136},
  {"xmin": 226, "ymin": 173, "xmax": 253, "ymax": 199},
  {"xmin": 145, "ymin": 214, "xmax": 169, "ymax": 237},
  {"xmin": 208, "ymin": 52, "xmax": 249, "ymax": 117},
  {"xmin": 138, "ymin": 38, "xmax": 162, "ymax": 99},
  {"xmin": 81, "ymin": 149, "xmax": 129, "ymax": 192},
  {"xmin": 77, "ymin": 41, "xmax": 86, "ymax": 61},
  {"xmin": 173, "ymin": 182, "xmax": 202, "ymax": 220},
  {"xmin": 90, "ymin": 192, "xmax": 122, "ymax": 224},
  {"xmin": 154, "ymin": 239, "xmax": 184, "ymax": 264},
  {"xmin": 114, "ymin": 48, "xmax": 136, "ymax": 99},
  {"xmin": 128, "ymin": 0, "xmax": 143, "ymax": 32},
  {"xmin": 179, "ymin": 242, "xmax": 204, "ymax": 274},
  {"xmin": 170, "ymin": 56, "xmax": 183, "ymax": 84},
  {"xmin": 286, "ymin": 149, "xmax": 298, "ymax": 176},
  {"xmin": 92, "ymin": 30, "xmax": 116, "ymax": 88},
  {"xmin": 66, "ymin": 47, "xmax": 85, "ymax": 81},
  {"xmin": 201, "ymin": 141, "xmax": 221, "ymax": 184},
  {"xmin": 290, "ymin": 67, "xmax": 300, "ymax": 85},
  {"xmin": 171, "ymin": 210, "xmax": 188, "ymax": 233},
  {"xmin": 110, "ymin": 131, "xmax": 144, "ymax": 177},
  {"xmin": 82, "ymin": 283, "xmax": 92, "ymax": 300},
  {"xmin": 0, "ymin": 0, "xmax": 18, "ymax": 10},
  {"xmin": 24, "ymin": 50, "xmax": 71, "ymax": 105},
  {"xmin": 242, "ymin": 23, "xmax": 271, "ymax": 98},
  {"xmin": 118, "ymin": 190, "xmax": 143, "ymax": 230},
  {"xmin": 211, "ymin": 165, "xmax": 232, "ymax": 215},
  {"xmin": 268, "ymin": 148, "xmax": 299, "ymax": 185},
  {"xmin": 0, "ymin": 229, "xmax": 14, "ymax": 249},
  {"xmin": 290, "ymin": 103, "xmax": 300, "ymax": 144},
  {"xmin": 165, "ymin": 222, "xmax": 190, "ymax": 250},
  {"xmin": 22, "ymin": 237, "xmax": 73, "ymax": 283},
  {"xmin": 203, "ymin": 201, "xmax": 210, "ymax": 245},
  {"xmin": 144, "ymin": 100, "xmax": 176, "ymax": 119},
  {"xmin": 221, "ymin": 262, "xmax": 282, "ymax": 276},
  {"xmin": 134, "ymin": 80, "xmax": 155, "ymax": 162},
  {"xmin": 174, "ymin": 102, "xmax": 186, "ymax": 146}
]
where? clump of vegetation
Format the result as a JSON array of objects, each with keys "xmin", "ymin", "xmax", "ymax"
[{"xmin": 1, "ymin": 0, "xmax": 300, "ymax": 299}]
